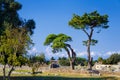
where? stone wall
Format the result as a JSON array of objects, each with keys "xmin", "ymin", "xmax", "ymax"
[{"xmin": 94, "ymin": 63, "xmax": 120, "ymax": 72}]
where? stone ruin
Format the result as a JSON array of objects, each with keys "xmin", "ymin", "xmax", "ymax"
[
  {"xmin": 94, "ymin": 62, "xmax": 120, "ymax": 72},
  {"xmin": 49, "ymin": 60, "xmax": 60, "ymax": 68}
]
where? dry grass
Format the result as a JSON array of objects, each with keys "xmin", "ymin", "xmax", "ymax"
[{"xmin": 0, "ymin": 67, "xmax": 120, "ymax": 80}]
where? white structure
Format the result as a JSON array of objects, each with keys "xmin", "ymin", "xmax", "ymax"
[{"xmin": 94, "ymin": 62, "xmax": 120, "ymax": 72}]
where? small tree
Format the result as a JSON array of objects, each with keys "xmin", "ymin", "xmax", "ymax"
[
  {"xmin": 39, "ymin": 53, "xmax": 46, "ymax": 64},
  {"xmin": 75, "ymin": 57, "xmax": 86, "ymax": 66},
  {"xmin": 98, "ymin": 57, "xmax": 103, "ymax": 64},
  {"xmin": 58, "ymin": 57, "xmax": 70, "ymax": 66},
  {"xmin": 0, "ymin": 27, "xmax": 31, "ymax": 80},
  {"xmin": 29, "ymin": 53, "xmax": 46, "ymax": 66},
  {"xmin": 69, "ymin": 11, "xmax": 109, "ymax": 70},
  {"xmin": 44, "ymin": 33, "xmax": 76, "ymax": 70}
]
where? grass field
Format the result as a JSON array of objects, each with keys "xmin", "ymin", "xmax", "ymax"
[
  {"xmin": 0, "ymin": 67, "xmax": 120, "ymax": 80},
  {"xmin": 0, "ymin": 72, "xmax": 120, "ymax": 80}
]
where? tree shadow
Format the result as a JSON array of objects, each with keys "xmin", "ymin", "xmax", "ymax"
[{"xmin": 0, "ymin": 76, "xmax": 118, "ymax": 80}]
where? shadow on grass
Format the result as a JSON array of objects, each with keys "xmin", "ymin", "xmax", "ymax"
[{"xmin": 0, "ymin": 76, "xmax": 118, "ymax": 80}]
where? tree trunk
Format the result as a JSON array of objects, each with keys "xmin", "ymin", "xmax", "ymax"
[
  {"xmin": 8, "ymin": 66, "xmax": 14, "ymax": 80},
  {"xmin": 87, "ymin": 39, "xmax": 92, "ymax": 70},
  {"xmin": 70, "ymin": 60, "xmax": 74, "ymax": 70},
  {"xmin": 3, "ymin": 65, "xmax": 6, "ymax": 80},
  {"xmin": 86, "ymin": 28, "xmax": 94, "ymax": 70},
  {"xmin": 64, "ymin": 47, "xmax": 75, "ymax": 70},
  {"xmin": 66, "ymin": 44, "xmax": 76, "ymax": 70}
]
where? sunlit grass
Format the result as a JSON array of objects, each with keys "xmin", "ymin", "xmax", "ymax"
[{"xmin": 0, "ymin": 69, "xmax": 120, "ymax": 80}]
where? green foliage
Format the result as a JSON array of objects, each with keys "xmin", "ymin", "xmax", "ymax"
[
  {"xmin": 69, "ymin": 11, "xmax": 109, "ymax": 69},
  {"xmin": 10, "ymin": 1, "xmax": 22, "ymax": 10},
  {"xmin": 0, "ymin": 0, "xmax": 35, "ymax": 66},
  {"xmin": 97, "ymin": 57, "xmax": 103, "ymax": 63},
  {"xmin": 0, "ymin": 27, "xmax": 31, "ymax": 66},
  {"xmin": 58, "ymin": 57, "xmax": 70, "ymax": 66},
  {"xmin": 39, "ymin": 53, "xmax": 46, "ymax": 63},
  {"xmin": 0, "ymin": 0, "xmax": 22, "ymax": 34},
  {"xmin": 83, "ymin": 39, "xmax": 98, "ymax": 46},
  {"xmin": 18, "ymin": 55, "xmax": 28, "ymax": 66},
  {"xmin": 29, "ymin": 53, "xmax": 46, "ymax": 66},
  {"xmin": 102, "ymin": 59, "xmax": 107, "ymax": 64},
  {"xmin": 69, "ymin": 11, "xmax": 109, "ymax": 29},
  {"xmin": 59, "ymin": 59, "xmax": 70, "ymax": 66},
  {"xmin": 106, "ymin": 53, "xmax": 120, "ymax": 64},
  {"xmin": 44, "ymin": 34, "xmax": 57, "ymax": 45},
  {"xmin": 0, "ymin": 0, "xmax": 35, "ymax": 36},
  {"xmin": 58, "ymin": 57, "xmax": 67, "ymax": 60},
  {"xmin": 0, "ymin": 54, "xmax": 7, "ymax": 65},
  {"xmin": 44, "ymin": 33, "xmax": 72, "ymax": 53},
  {"xmin": 75, "ymin": 57, "xmax": 86, "ymax": 66},
  {"xmin": 44, "ymin": 33, "xmax": 76, "ymax": 70},
  {"xmin": 25, "ymin": 20, "xmax": 36, "ymax": 35},
  {"xmin": 69, "ymin": 10, "xmax": 109, "ymax": 48},
  {"xmin": 0, "ymin": 0, "xmax": 35, "ymax": 79}
]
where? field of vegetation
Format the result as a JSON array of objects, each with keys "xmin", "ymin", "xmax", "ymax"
[
  {"xmin": 0, "ymin": 73, "xmax": 119, "ymax": 80},
  {"xmin": 0, "ymin": 67, "xmax": 120, "ymax": 80}
]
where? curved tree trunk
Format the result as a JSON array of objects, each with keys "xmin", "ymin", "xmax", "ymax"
[
  {"xmin": 66, "ymin": 44, "xmax": 76, "ymax": 70},
  {"xmin": 69, "ymin": 46, "xmax": 76, "ymax": 70},
  {"xmin": 64, "ymin": 47, "xmax": 74, "ymax": 70},
  {"xmin": 70, "ymin": 60, "xmax": 75, "ymax": 70},
  {"xmin": 8, "ymin": 66, "xmax": 14, "ymax": 80}
]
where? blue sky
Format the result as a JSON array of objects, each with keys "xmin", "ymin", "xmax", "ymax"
[{"xmin": 18, "ymin": 0, "xmax": 120, "ymax": 60}]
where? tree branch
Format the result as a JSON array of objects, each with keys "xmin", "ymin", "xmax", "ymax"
[
  {"xmin": 64, "ymin": 47, "xmax": 71, "ymax": 61},
  {"xmin": 66, "ymin": 44, "xmax": 76, "ymax": 61},
  {"xmin": 90, "ymin": 28, "xmax": 94, "ymax": 39},
  {"xmin": 82, "ymin": 29, "xmax": 90, "ymax": 37},
  {"xmin": 8, "ymin": 66, "xmax": 14, "ymax": 80}
]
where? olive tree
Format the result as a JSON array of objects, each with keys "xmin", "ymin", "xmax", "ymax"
[
  {"xmin": 0, "ymin": 0, "xmax": 35, "ymax": 79},
  {"xmin": 0, "ymin": 26, "xmax": 32, "ymax": 80}
]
